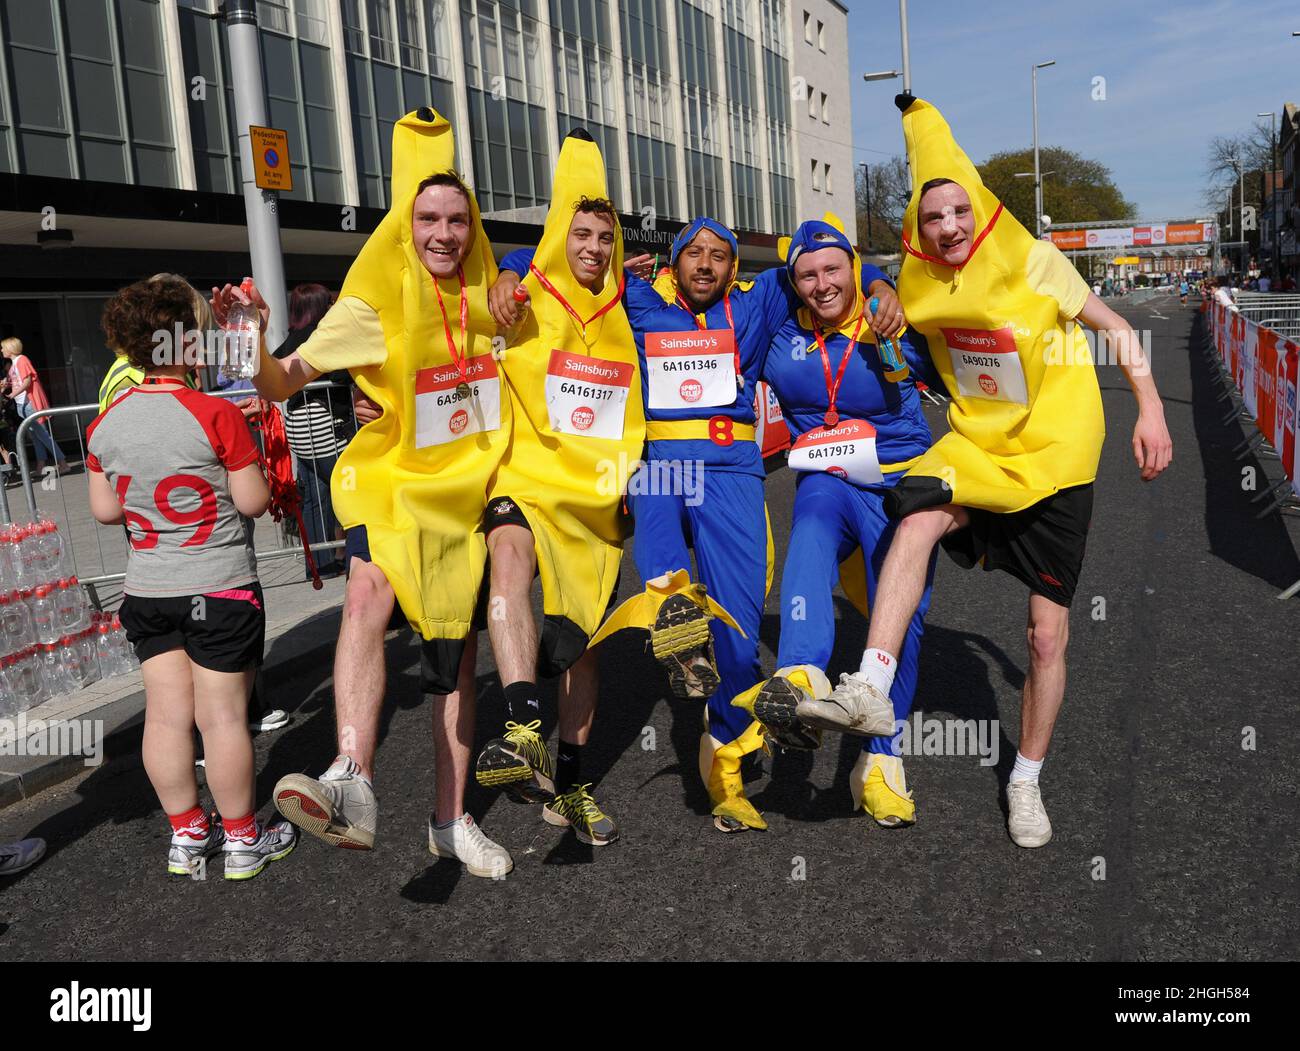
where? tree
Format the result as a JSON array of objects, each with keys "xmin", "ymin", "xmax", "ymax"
[
  {"xmin": 855, "ymin": 156, "xmax": 909, "ymax": 252},
  {"xmin": 978, "ymin": 146, "xmax": 1136, "ymax": 229}
]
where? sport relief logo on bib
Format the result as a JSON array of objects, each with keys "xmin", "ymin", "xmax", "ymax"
[
  {"xmin": 414, "ymin": 353, "xmax": 500, "ymax": 448},
  {"xmin": 644, "ymin": 330, "xmax": 738, "ymax": 410},
  {"xmin": 787, "ymin": 419, "xmax": 883, "ymax": 487},
  {"xmin": 942, "ymin": 326, "xmax": 1029, "ymax": 405},
  {"xmin": 545, "ymin": 350, "xmax": 634, "ymax": 439}
]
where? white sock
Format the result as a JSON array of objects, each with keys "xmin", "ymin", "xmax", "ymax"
[
  {"xmin": 1009, "ymin": 752, "xmax": 1044, "ymax": 785},
  {"xmin": 857, "ymin": 648, "xmax": 897, "ymax": 697}
]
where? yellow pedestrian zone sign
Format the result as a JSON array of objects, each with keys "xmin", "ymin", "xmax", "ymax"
[
  {"xmin": 250, "ymin": 126, "xmax": 292, "ymax": 192},
  {"xmin": 1112, "ymin": 256, "xmax": 1140, "ymax": 265}
]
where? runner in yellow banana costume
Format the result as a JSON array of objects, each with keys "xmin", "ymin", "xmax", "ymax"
[
  {"xmin": 812, "ymin": 95, "xmax": 1172, "ymax": 849},
  {"xmin": 225, "ymin": 108, "xmax": 517, "ymax": 877},
  {"xmin": 473, "ymin": 129, "xmax": 644, "ymax": 846}
]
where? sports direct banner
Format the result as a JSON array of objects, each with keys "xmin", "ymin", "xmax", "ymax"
[{"xmin": 1211, "ymin": 302, "xmax": 1300, "ymax": 495}]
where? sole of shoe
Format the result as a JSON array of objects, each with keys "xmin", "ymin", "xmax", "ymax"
[
  {"xmin": 1009, "ymin": 827, "xmax": 1053, "ymax": 848},
  {"xmin": 427, "ymin": 830, "xmax": 515, "ymax": 878},
  {"xmin": 753, "ymin": 679, "xmax": 822, "ymax": 751},
  {"xmin": 475, "ymin": 742, "xmax": 555, "ymax": 803},
  {"xmin": 651, "ymin": 595, "xmax": 719, "ymax": 699},
  {"xmin": 541, "ymin": 805, "xmax": 618, "ymax": 847},
  {"xmin": 713, "ymin": 815, "xmax": 749, "ymax": 833},
  {"xmin": 274, "ymin": 777, "xmax": 375, "ymax": 850},
  {"xmin": 223, "ymin": 837, "xmax": 296, "ymax": 881}
]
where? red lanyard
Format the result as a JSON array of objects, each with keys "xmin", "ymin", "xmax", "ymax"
[
  {"xmin": 676, "ymin": 291, "xmax": 742, "ymax": 387},
  {"xmin": 433, "ymin": 267, "xmax": 469, "ymax": 385},
  {"xmin": 529, "ymin": 262, "xmax": 625, "ymax": 344},
  {"xmin": 812, "ymin": 314, "xmax": 866, "ymax": 428}
]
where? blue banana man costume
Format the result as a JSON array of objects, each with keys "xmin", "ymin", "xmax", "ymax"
[
  {"xmin": 503, "ymin": 218, "xmax": 893, "ymax": 831},
  {"xmin": 736, "ymin": 215, "xmax": 941, "ymax": 828}
]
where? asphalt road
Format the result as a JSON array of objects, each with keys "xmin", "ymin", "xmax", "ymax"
[{"xmin": 3, "ymin": 293, "xmax": 1298, "ymax": 962}]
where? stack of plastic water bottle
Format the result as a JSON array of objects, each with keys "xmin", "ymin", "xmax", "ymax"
[{"xmin": 0, "ymin": 518, "xmax": 138, "ymax": 718}]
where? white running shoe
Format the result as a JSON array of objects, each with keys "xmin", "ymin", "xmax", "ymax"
[
  {"xmin": 250, "ymin": 708, "xmax": 289, "ymax": 733},
  {"xmin": 796, "ymin": 671, "xmax": 896, "ymax": 737},
  {"xmin": 275, "ymin": 755, "xmax": 378, "ymax": 849},
  {"xmin": 167, "ymin": 820, "xmax": 224, "ymax": 877},
  {"xmin": 1006, "ymin": 780, "xmax": 1053, "ymax": 848},
  {"xmin": 223, "ymin": 819, "xmax": 297, "ymax": 880},
  {"xmin": 0, "ymin": 838, "xmax": 46, "ymax": 876},
  {"xmin": 427, "ymin": 813, "xmax": 514, "ymax": 879}
]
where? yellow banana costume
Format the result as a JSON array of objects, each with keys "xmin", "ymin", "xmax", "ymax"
[
  {"xmin": 322, "ymin": 108, "xmax": 506, "ymax": 688},
  {"xmin": 895, "ymin": 97, "xmax": 1105, "ymax": 513},
  {"xmin": 492, "ymin": 130, "xmax": 645, "ymax": 675}
]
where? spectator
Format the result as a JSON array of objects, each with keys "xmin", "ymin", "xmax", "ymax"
[
  {"xmin": 1258, "ymin": 271, "xmax": 1272, "ymax": 293},
  {"xmin": 97, "ymin": 272, "xmax": 207, "ymax": 412},
  {"xmin": 273, "ymin": 284, "xmax": 353, "ymax": 579},
  {"xmin": 1279, "ymin": 271, "xmax": 1296, "ymax": 292},
  {"xmin": 1, "ymin": 336, "xmax": 70, "ymax": 477}
]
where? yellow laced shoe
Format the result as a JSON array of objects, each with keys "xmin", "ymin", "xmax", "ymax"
[
  {"xmin": 543, "ymin": 784, "xmax": 620, "ymax": 846},
  {"xmin": 475, "ymin": 720, "xmax": 556, "ymax": 804},
  {"xmin": 700, "ymin": 721, "xmax": 768, "ymax": 833},
  {"xmin": 850, "ymin": 752, "xmax": 916, "ymax": 828}
]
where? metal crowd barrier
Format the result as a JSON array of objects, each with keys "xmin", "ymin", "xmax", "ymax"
[
  {"xmin": 4, "ymin": 381, "xmax": 357, "ymax": 601},
  {"xmin": 1235, "ymin": 293, "xmax": 1300, "ymax": 339}
]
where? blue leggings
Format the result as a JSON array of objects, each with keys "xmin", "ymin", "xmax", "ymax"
[
  {"xmin": 631, "ymin": 468, "xmax": 766, "ymax": 745},
  {"xmin": 776, "ymin": 471, "xmax": 936, "ymax": 756},
  {"xmin": 18, "ymin": 400, "xmax": 65, "ymax": 465}
]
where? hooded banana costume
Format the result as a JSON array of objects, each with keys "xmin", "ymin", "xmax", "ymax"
[
  {"xmin": 490, "ymin": 130, "xmax": 644, "ymax": 675},
  {"xmin": 731, "ymin": 213, "xmax": 938, "ymax": 827},
  {"xmin": 296, "ymin": 108, "xmax": 506, "ymax": 691},
  {"xmin": 891, "ymin": 96, "xmax": 1105, "ymax": 516}
]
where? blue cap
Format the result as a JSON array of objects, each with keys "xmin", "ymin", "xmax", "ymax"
[
  {"xmin": 785, "ymin": 219, "xmax": 854, "ymax": 270},
  {"xmin": 670, "ymin": 217, "xmax": 738, "ymax": 265}
]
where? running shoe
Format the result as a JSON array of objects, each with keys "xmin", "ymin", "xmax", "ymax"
[
  {"xmin": 475, "ymin": 720, "xmax": 555, "ymax": 803},
  {"xmin": 167, "ymin": 816, "xmax": 225, "ymax": 876},
  {"xmin": 0, "ymin": 838, "xmax": 46, "ymax": 876},
  {"xmin": 752, "ymin": 675, "xmax": 823, "ymax": 751},
  {"xmin": 274, "ymin": 755, "xmax": 378, "ymax": 849},
  {"xmin": 797, "ymin": 671, "xmax": 896, "ymax": 737},
  {"xmin": 1006, "ymin": 780, "xmax": 1052, "ymax": 848},
  {"xmin": 223, "ymin": 819, "xmax": 297, "ymax": 880},
  {"xmin": 651, "ymin": 590, "xmax": 720, "ymax": 699},
  {"xmin": 543, "ymin": 784, "xmax": 620, "ymax": 846},
  {"xmin": 250, "ymin": 708, "xmax": 289, "ymax": 733},
  {"xmin": 427, "ymin": 813, "xmax": 514, "ymax": 878}
]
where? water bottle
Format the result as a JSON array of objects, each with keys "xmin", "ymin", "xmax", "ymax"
[
  {"xmin": 110, "ymin": 613, "xmax": 138, "ymax": 673},
  {"xmin": 94, "ymin": 620, "xmax": 120, "ymax": 678},
  {"xmin": 39, "ymin": 640, "xmax": 70, "ymax": 697},
  {"xmin": 29, "ymin": 584, "xmax": 60, "ymax": 645},
  {"xmin": 13, "ymin": 525, "xmax": 42, "ymax": 590},
  {"xmin": 0, "ymin": 527, "xmax": 16, "ymax": 594},
  {"xmin": 869, "ymin": 296, "xmax": 910, "ymax": 384},
  {"xmin": 222, "ymin": 278, "xmax": 261, "ymax": 382},
  {"xmin": 77, "ymin": 629, "xmax": 101, "ymax": 686},
  {"xmin": 37, "ymin": 520, "xmax": 72, "ymax": 580},
  {"xmin": 12, "ymin": 646, "xmax": 48, "ymax": 707},
  {"xmin": 55, "ymin": 577, "xmax": 89, "ymax": 635},
  {"xmin": 0, "ymin": 590, "xmax": 36, "ymax": 655}
]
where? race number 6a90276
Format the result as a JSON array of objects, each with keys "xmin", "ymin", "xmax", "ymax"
[{"xmin": 114, "ymin": 473, "xmax": 219, "ymax": 550}]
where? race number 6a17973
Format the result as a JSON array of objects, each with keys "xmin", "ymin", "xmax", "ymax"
[{"xmin": 114, "ymin": 473, "xmax": 219, "ymax": 550}]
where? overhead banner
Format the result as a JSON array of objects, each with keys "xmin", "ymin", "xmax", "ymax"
[{"xmin": 1049, "ymin": 221, "xmax": 1213, "ymax": 250}]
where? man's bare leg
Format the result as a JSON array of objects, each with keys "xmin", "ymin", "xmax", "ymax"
[
  {"xmin": 334, "ymin": 558, "xmax": 396, "ymax": 779},
  {"xmin": 431, "ymin": 633, "xmax": 479, "ymax": 825},
  {"xmin": 485, "ymin": 525, "xmax": 539, "ymax": 685},
  {"xmin": 1018, "ymin": 593, "xmax": 1070, "ymax": 761},
  {"xmin": 557, "ymin": 647, "xmax": 598, "ymax": 748}
]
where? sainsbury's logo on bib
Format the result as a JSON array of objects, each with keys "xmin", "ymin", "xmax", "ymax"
[
  {"xmin": 645, "ymin": 329, "xmax": 737, "ymax": 410},
  {"xmin": 941, "ymin": 326, "xmax": 1018, "ymax": 355},
  {"xmin": 414, "ymin": 353, "xmax": 501, "ymax": 448}
]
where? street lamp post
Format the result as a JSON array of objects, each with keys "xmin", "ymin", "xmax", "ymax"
[
  {"xmin": 898, "ymin": 0, "xmax": 911, "ymax": 95},
  {"xmin": 1259, "ymin": 110, "xmax": 1279, "ymax": 279},
  {"xmin": 1032, "ymin": 60, "xmax": 1056, "ymax": 238}
]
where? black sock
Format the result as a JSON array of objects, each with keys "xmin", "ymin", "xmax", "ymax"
[
  {"xmin": 503, "ymin": 681, "xmax": 542, "ymax": 723},
  {"xmin": 556, "ymin": 740, "xmax": 583, "ymax": 793}
]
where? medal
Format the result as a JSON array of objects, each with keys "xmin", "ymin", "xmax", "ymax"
[
  {"xmin": 823, "ymin": 409, "xmax": 839, "ymax": 427},
  {"xmin": 456, "ymin": 381, "xmax": 472, "ymax": 400}
]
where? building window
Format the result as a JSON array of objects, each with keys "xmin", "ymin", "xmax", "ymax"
[
  {"xmin": 803, "ymin": 10, "xmax": 812, "ymax": 44},
  {"xmin": 824, "ymin": 162, "xmax": 831, "ymax": 194},
  {"xmin": 811, "ymin": 157, "xmax": 820, "ymax": 191},
  {"xmin": 817, "ymin": 20, "xmax": 825, "ymax": 51},
  {"xmin": 808, "ymin": 87, "xmax": 816, "ymax": 119},
  {"xmin": 821, "ymin": 91, "xmax": 828, "ymax": 124}
]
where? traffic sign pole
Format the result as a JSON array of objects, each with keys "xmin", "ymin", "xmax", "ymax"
[{"xmin": 225, "ymin": 0, "xmax": 288, "ymax": 353}]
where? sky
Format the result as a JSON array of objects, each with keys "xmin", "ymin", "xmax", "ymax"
[{"xmin": 845, "ymin": 0, "xmax": 1300, "ymax": 222}]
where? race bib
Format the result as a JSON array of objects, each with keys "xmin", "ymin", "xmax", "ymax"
[
  {"xmin": 644, "ymin": 329, "xmax": 737, "ymax": 409},
  {"xmin": 942, "ymin": 326, "xmax": 1029, "ymax": 405},
  {"xmin": 787, "ymin": 418, "xmax": 883, "ymax": 486},
  {"xmin": 545, "ymin": 349, "xmax": 634, "ymax": 439},
  {"xmin": 414, "ymin": 353, "xmax": 500, "ymax": 448}
]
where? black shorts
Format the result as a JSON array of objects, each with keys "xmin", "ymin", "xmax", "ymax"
[
  {"xmin": 887, "ymin": 477, "xmax": 1093, "ymax": 607},
  {"xmin": 120, "ymin": 584, "xmax": 265, "ymax": 673},
  {"xmin": 483, "ymin": 495, "xmax": 530, "ymax": 534}
]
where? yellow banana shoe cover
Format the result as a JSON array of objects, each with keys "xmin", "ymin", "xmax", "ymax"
[
  {"xmin": 492, "ymin": 130, "xmax": 645, "ymax": 673},
  {"xmin": 896, "ymin": 97, "xmax": 1104, "ymax": 514},
  {"xmin": 331, "ymin": 108, "xmax": 507, "ymax": 642}
]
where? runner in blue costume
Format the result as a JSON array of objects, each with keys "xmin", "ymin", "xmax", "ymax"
[{"xmin": 490, "ymin": 216, "xmax": 901, "ymax": 832}]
